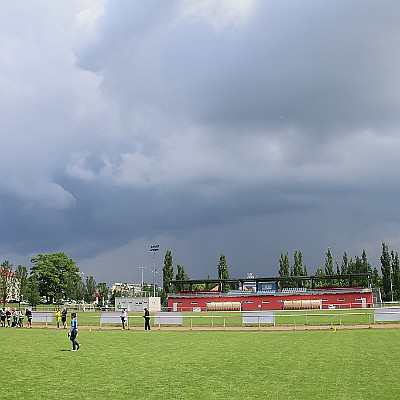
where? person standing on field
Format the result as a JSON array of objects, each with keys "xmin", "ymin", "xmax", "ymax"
[
  {"xmin": 0, "ymin": 308, "xmax": 5, "ymax": 327},
  {"xmin": 12, "ymin": 309, "xmax": 18, "ymax": 327},
  {"xmin": 120, "ymin": 308, "xmax": 127, "ymax": 330},
  {"xmin": 55, "ymin": 309, "xmax": 61, "ymax": 329},
  {"xmin": 143, "ymin": 308, "xmax": 151, "ymax": 330},
  {"xmin": 6, "ymin": 308, "xmax": 11, "ymax": 327},
  {"xmin": 61, "ymin": 307, "xmax": 68, "ymax": 329},
  {"xmin": 69, "ymin": 312, "xmax": 80, "ymax": 351},
  {"xmin": 25, "ymin": 308, "xmax": 32, "ymax": 328},
  {"xmin": 18, "ymin": 310, "xmax": 24, "ymax": 328}
]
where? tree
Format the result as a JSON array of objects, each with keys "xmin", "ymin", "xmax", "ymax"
[
  {"xmin": 84, "ymin": 275, "xmax": 97, "ymax": 303},
  {"xmin": 278, "ymin": 252, "xmax": 290, "ymax": 276},
  {"xmin": 217, "ymin": 253, "xmax": 230, "ymax": 292},
  {"xmin": 26, "ymin": 274, "xmax": 41, "ymax": 308},
  {"xmin": 76, "ymin": 280, "xmax": 86, "ymax": 303},
  {"xmin": 391, "ymin": 251, "xmax": 400, "ymax": 301},
  {"xmin": 109, "ymin": 289, "xmax": 121, "ymax": 306},
  {"xmin": 341, "ymin": 251, "xmax": 349, "ymax": 275},
  {"xmin": 15, "ymin": 265, "xmax": 29, "ymax": 305},
  {"xmin": 293, "ymin": 250, "xmax": 304, "ymax": 276},
  {"xmin": 0, "ymin": 260, "xmax": 13, "ymax": 306},
  {"xmin": 325, "ymin": 248, "xmax": 335, "ymax": 276},
  {"xmin": 293, "ymin": 250, "xmax": 306, "ymax": 287},
  {"xmin": 175, "ymin": 264, "xmax": 189, "ymax": 292},
  {"xmin": 278, "ymin": 252, "xmax": 290, "ymax": 289},
  {"xmin": 30, "ymin": 253, "xmax": 80, "ymax": 304},
  {"xmin": 380, "ymin": 242, "xmax": 392, "ymax": 301},
  {"xmin": 97, "ymin": 282, "xmax": 109, "ymax": 307},
  {"xmin": 372, "ymin": 267, "xmax": 381, "ymax": 288},
  {"xmin": 162, "ymin": 250, "xmax": 175, "ymax": 300}
]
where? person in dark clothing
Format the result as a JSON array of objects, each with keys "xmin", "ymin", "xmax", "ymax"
[
  {"xmin": 5, "ymin": 308, "xmax": 11, "ymax": 327},
  {"xmin": 25, "ymin": 308, "xmax": 32, "ymax": 328},
  {"xmin": 0, "ymin": 308, "xmax": 5, "ymax": 327},
  {"xmin": 61, "ymin": 307, "xmax": 68, "ymax": 329},
  {"xmin": 143, "ymin": 308, "xmax": 151, "ymax": 330}
]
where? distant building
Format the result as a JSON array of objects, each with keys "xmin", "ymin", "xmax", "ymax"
[
  {"xmin": 0, "ymin": 268, "xmax": 20, "ymax": 302},
  {"xmin": 115, "ymin": 296, "xmax": 161, "ymax": 312},
  {"xmin": 111, "ymin": 283, "xmax": 142, "ymax": 297}
]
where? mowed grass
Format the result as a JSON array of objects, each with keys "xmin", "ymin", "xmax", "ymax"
[{"xmin": 1, "ymin": 328, "xmax": 400, "ymax": 399}]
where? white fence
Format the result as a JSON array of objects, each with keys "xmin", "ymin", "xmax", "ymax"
[
  {"xmin": 242, "ymin": 312, "xmax": 274, "ymax": 325},
  {"xmin": 17, "ymin": 309, "xmax": 400, "ymax": 329},
  {"xmin": 374, "ymin": 307, "xmax": 400, "ymax": 322}
]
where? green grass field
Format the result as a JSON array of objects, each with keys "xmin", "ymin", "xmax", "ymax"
[{"xmin": 2, "ymin": 327, "xmax": 400, "ymax": 399}]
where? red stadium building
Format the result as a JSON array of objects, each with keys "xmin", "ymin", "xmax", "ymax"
[{"xmin": 167, "ymin": 274, "xmax": 377, "ymax": 312}]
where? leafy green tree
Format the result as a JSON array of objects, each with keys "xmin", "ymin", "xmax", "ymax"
[
  {"xmin": 175, "ymin": 264, "xmax": 189, "ymax": 292},
  {"xmin": 278, "ymin": 252, "xmax": 290, "ymax": 276},
  {"xmin": 26, "ymin": 274, "xmax": 41, "ymax": 308},
  {"xmin": 97, "ymin": 282, "xmax": 109, "ymax": 307},
  {"xmin": 278, "ymin": 252, "xmax": 290, "ymax": 289},
  {"xmin": 357, "ymin": 249, "xmax": 372, "ymax": 287},
  {"xmin": 341, "ymin": 251, "xmax": 349, "ymax": 275},
  {"xmin": 314, "ymin": 267, "xmax": 325, "ymax": 287},
  {"xmin": 380, "ymin": 242, "xmax": 392, "ymax": 301},
  {"xmin": 15, "ymin": 265, "xmax": 29, "ymax": 304},
  {"xmin": 325, "ymin": 248, "xmax": 335, "ymax": 276},
  {"xmin": 217, "ymin": 253, "xmax": 230, "ymax": 292},
  {"xmin": 391, "ymin": 251, "xmax": 400, "ymax": 300},
  {"xmin": 76, "ymin": 279, "xmax": 86, "ymax": 303},
  {"xmin": 84, "ymin": 275, "xmax": 97, "ymax": 303},
  {"xmin": 1, "ymin": 260, "xmax": 13, "ymax": 270},
  {"xmin": 162, "ymin": 250, "xmax": 175, "ymax": 300},
  {"xmin": 30, "ymin": 253, "xmax": 80, "ymax": 303},
  {"xmin": 293, "ymin": 250, "xmax": 306, "ymax": 287},
  {"xmin": 293, "ymin": 250, "xmax": 304, "ymax": 276},
  {"xmin": 0, "ymin": 260, "xmax": 13, "ymax": 306},
  {"xmin": 372, "ymin": 267, "xmax": 382, "ymax": 289},
  {"xmin": 335, "ymin": 261, "xmax": 340, "ymax": 276},
  {"xmin": 205, "ymin": 274, "xmax": 214, "ymax": 291},
  {"xmin": 110, "ymin": 289, "xmax": 122, "ymax": 306}
]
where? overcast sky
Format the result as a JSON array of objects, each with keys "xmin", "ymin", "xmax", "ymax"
[{"xmin": 1, "ymin": 0, "xmax": 400, "ymax": 286}]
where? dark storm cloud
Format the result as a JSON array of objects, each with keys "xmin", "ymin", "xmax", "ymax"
[
  {"xmin": 77, "ymin": 0, "xmax": 400, "ymax": 133},
  {"xmin": 0, "ymin": 1, "xmax": 400, "ymax": 284}
]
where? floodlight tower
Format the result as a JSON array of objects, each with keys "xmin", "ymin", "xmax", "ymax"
[
  {"xmin": 139, "ymin": 266, "xmax": 147, "ymax": 295},
  {"xmin": 150, "ymin": 245, "xmax": 159, "ymax": 297}
]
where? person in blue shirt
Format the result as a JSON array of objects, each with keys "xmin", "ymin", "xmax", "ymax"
[{"xmin": 68, "ymin": 312, "xmax": 80, "ymax": 351}]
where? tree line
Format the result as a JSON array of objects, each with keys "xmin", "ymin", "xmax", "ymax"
[
  {"xmin": 278, "ymin": 242, "xmax": 399, "ymax": 301},
  {"xmin": 161, "ymin": 241, "xmax": 400, "ymax": 302},
  {"xmin": 0, "ymin": 252, "xmax": 109, "ymax": 308},
  {"xmin": 2, "ymin": 241, "xmax": 399, "ymax": 307},
  {"xmin": 162, "ymin": 251, "xmax": 231, "ymax": 302}
]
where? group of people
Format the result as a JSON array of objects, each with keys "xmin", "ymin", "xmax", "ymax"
[
  {"xmin": 0, "ymin": 307, "xmax": 32, "ymax": 328},
  {"xmin": 54, "ymin": 308, "xmax": 80, "ymax": 351},
  {"xmin": 54, "ymin": 307, "xmax": 69, "ymax": 329},
  {"xmin": 120, "ymin": 307, "xmax": 151, "ymax": 330},
  {"xmin": 1, "ymin": 305, "xmax": 151, "ymax": 352}
]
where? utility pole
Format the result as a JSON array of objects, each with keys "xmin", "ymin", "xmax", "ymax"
[{"xmin": 139, "ymin": 266, "xmax": 147, "ymax": 296}]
